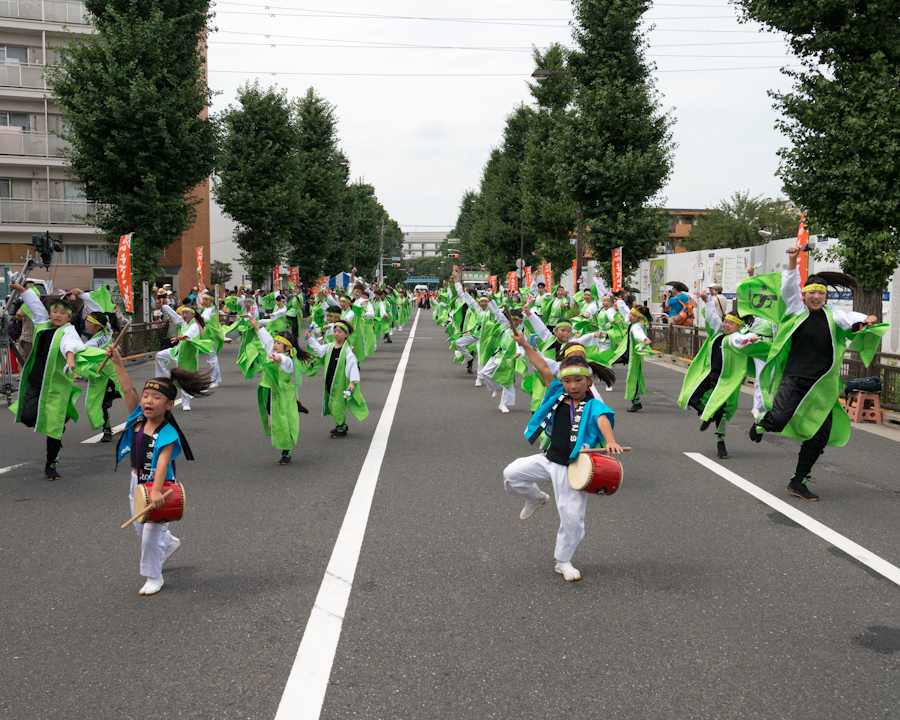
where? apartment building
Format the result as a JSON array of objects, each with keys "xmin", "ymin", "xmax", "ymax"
[{"xmin": 0, "ymin": 1, "xmax": 210, "ymax": 300}]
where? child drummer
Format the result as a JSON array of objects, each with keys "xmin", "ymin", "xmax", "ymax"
[
  {"xmin": 106, "ymin": 347, "xmax": 213, "ymax": 595},
  {"xmin": 502, "ymin": 326, "xmax": 622, "ymax": 582}
]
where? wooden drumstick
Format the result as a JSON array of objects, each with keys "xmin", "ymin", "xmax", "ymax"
[
  {"xmin": 121, "ymin": 489, "xmax": 172, "ymax": 529},
  {"xmin": 98, "ymin": 320, "xmax": 132, "ymax": 372},
  {"xmin": 579, "ymin": 447, "xmax": 631, "ymax": 454}
]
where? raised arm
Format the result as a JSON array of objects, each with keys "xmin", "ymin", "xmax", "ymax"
[
  {"xmin": 488, "ymin": 299, "xmax": 509, "ymax": 326},
  {"xmin": 512, "ymin": 327, "xmax": 554, "ymax": 386},
  {"xmin": 13, "ymin": 286, "xmax": 49, "ymax": 324},
  {"xmin": 524, "ymin": 305, "xmax": 552, "ymax": 341},
  {"xmin": 161, "ymin": 304, "xmax": 184, "ymax": 325},
  {"xmin": 108, "ymin": 347, "xmax": 140, "ymax": 414},
  {"xmin": 702, "ymin": 299, "xmax": 724, "ymax": 334}
]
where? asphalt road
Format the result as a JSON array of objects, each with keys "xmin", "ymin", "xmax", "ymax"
[{"xmin": 2, "ymin": 310, "xmax": 899, "ymax": 719}]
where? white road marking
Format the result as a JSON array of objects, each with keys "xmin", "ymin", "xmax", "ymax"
[
  {"xmin": 82, "ymin": 399, "xmax": 182, "ymax": 443},
  {"xmin": 0, "ymin": 463, "xmax": 26, "ymax": 476},
  {"xmin": 686, "ymin": 452, "xmax": 900, "ymax": 587},
  {"xmin": 275, "ymin": 309, "xmax": 421, "ymax": 720}
]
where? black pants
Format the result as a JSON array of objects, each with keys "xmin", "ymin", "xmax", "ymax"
[
  {"xmin": 289, "ymin": 316, "xmax": 299, "ymax": 341},
  {"xmin": 101, "ymin": 379, "xmax": 120, "ymax": 430},
  {"xmin": 688, "ymin": 373, "xmax": 719, "ymax": 415},
  {"xmin": 761, "ymin": 375, "xmax": 833, "ymax": 481},
  {"xmin": 19, "ymin": 384, "xmax": 63, "ymax": 465}
]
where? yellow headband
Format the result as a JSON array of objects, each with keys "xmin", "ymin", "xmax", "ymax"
[
  {"xmin": 177, "ymin": 305, "xmax": 196, "ymax": 314},
  {"xmin": 803, "ymin": 283, "xmax": 827, "ymax": 293},
  {"xmin": 274, "ymin": 335, "xmax": 294, "ymax": 356},
  {"xmin": 724, "ymin": 314, "xmax": 743, "ymax": 325},
  {"xmin": 334, "ymin": 320, "xmax": 352, "ymax": 334},
  {"xmin": 560, "ymin": 366, "xmax": 591, "ymax": 377},
  {"xmin": 564, "ymin": 345, "xmax": 586, "ymax": 357},
  {"xmin": 86, "ymin": 314, "xmax": 106, "ymax": 326}
]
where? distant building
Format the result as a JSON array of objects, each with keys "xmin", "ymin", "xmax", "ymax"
[
  {"xmin": 0, "ymin": 3, "xmax": 210, "ymax": 301},
  {"xmin": 662, "ymin": 209, "xmax": 710, "ymax": 253},
  {"xmin": 402, "ymin": 231, "xmax": 453, "ymax": 259}
]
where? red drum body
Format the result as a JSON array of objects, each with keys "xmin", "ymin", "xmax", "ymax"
[
  {"xmin": 567, "ymin": 452, "xmax": 623, "ymax": 495},
  {"xmin": 134, "ymin": 481, "xmax": 186, "ymax": 524}
]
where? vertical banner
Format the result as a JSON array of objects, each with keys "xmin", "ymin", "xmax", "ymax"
[
  {"xmin": 117, "ymin": 233, "xmax": 133, "ymax": 313},
  {"xmin": 524, "ymin": 266, "xmax": 533, "ymax": 288},
  {"xmin": 273, "ymin": 264, "xmax": 281, "ymax": 288},
  {"xmin": 196, "ymin": 247, "xmax": 204, "ymax": 281},
  {"xmin": 289, "ymin": 267, "xmax": 299, "ymax": 288},
  {"xmin": 796, "ymin": 214, "xmax": 809, "ymax": 287},
  {"xmin": 489, "ymin": 275, "xmax": 497, "ymax": 293},
  {"xmin": 542, "ymin": 263, "xmax": 552, "ymax": 288},
  {"xmin": 611, "ymin": 247, "xmax": 623, "ymax": 292},
  {"xmin": 507, "ymin": 271, "xmax": 517, "ymax": 293}
]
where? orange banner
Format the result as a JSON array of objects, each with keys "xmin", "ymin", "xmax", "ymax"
[
  {"xmin": 524, "ymin": 267, "xmax": 532, "ymax": 287},
  {"xmin": 611, "ymin": 247, "xmax": 623, "ymax": 292},
  {"xmin": 796, "ymin": 214, "xmax": 809, "ymax": 287},
  {"xmin": 507, "ymin": 271, "xmax": 517, "ymax": 293},
  {"xmin": 289, "ymin": 267, "xmax": 299, "ymax": 287},
  {"xmin": 273, "ymin": 264, "xmax": 281, "ymax": 288},
  {"xmin": 196, "ymin": 247, "xmax": 203, "ymax": 281},
  {"xmin": 117, "ymin": 234, "xmax": 133, "ymax": 313},
  {"xmin": 489, "ymin": 275, "xmax": 497, "ymax": 293},
  {"xmin": 542, "ymin": 263, "xmax": 552, "ymax": 288}
]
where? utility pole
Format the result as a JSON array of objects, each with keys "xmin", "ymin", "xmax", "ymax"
[
  {"xmin": 520, "ymin": 210, "xmax": 524, "ymax": 262},
  {"xmin": 575, "ymin": 210, "xmax": 584, "ymax": 293},
  {"xmin": 378, "ymin": 218, "xmax": 386, "ymax": 285}
]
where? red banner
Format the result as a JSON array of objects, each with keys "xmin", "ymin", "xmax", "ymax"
[
  {"xmin": 524, "ymin": 267, "xmax": 533, "ymax": 287},
  {"xmin": 507, "ymin": 271, "xmax": 518, "ymax": 293},
  {"xmin": 196, "ymin": 247, "xmax": 203, "ymax": 281},
  {"xmin": 117, "ymin": 234, "xmax": 133, "ymax": 313},
  {"xmin": 289, "ymin": 267, "xmax": 299, "ymax": 287},
  {"xmin": 319, "ymin": 276, "xmax": 329, "ymax": 288},
  {"xmin": 611, "ymin": 247, "xmax": 623, "ymax": 292},
  {"xmin": 796, "ymin": 214, "xmax": 809, "ymax": 287},
  {"xmin": 489, "ymin": 275, "xmax": 497, "ymax": 293},
  {"xmin": 542, "ymin": 263, "xmax": 552, "ymax": 288}
]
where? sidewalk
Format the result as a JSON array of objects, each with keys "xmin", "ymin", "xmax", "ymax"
[{"xmin": 648, "ymin": 353, "xmax": 900, "ymax": 443}]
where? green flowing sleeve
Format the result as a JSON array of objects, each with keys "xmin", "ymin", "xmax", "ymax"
[{"xmin": 848, "ymin": 323, "xmax": 889, "ymax": 367}]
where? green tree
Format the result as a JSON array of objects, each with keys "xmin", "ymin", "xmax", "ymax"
[
  {"xmin": 49, "ymin": 0, "xmax": 216, "ymax": 290},
  {"xmin": 736, "ymin": 0, "xmax": 900, "ymax": 318},
  {"xmin": 682, "ymin": 191, "xmax": 801, "ymax": 251},
  {"xmin": 210, "ymin": 260, "xmax": 232, "ymax": 286},
  {"xmin": 467, "ymin": 105, "xmax": 538, "ymax": 276},
  {"xmin": 449, "ymin": 190, "xmax": 480, "ymax": 266},
  {"xmin": 340, "ymin": 181, "xmax": 384, "ymax": 281},
  {"xmin": 214, "ymin": 82, "xmax": 298, "ymax": 285},
  {"xmin": 288, "ymin": 88, "xmax": 347, "ymax": 285},
  {"xmin": 523, "ymin": 44, "xmax": 578, "ymax": 283},
  {"xmin": 555, "ymin": 0, "xmax": 675, "ymax": 284}
]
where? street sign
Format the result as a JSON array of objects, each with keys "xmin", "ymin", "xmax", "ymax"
[
  {"xmin": 516, "ymin": 269, "xmax": 526, "ymax": 279},
  {"xmin": 515, "ymin": 258, "xmax": 525, "ymax": 269},
  {"xmin": 391, "ymin": 256, "xmax": 401, "ymax": 261}
]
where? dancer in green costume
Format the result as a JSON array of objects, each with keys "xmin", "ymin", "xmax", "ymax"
[
  {"xmin": 304, "ymin": 318, "xmax": 369, "ymax": 438},
  {"xmin": 677, "ymin": 296, "xmax": 769, "ymax": 459},
  {"xmin": 742, "ymin": 246, "xmax": 886, "ymax": 501},
  {"xmin": 9, "ymin": 283, "xmax": 85, "ymax": 480},
  {"xmin": 599, "ymin": 300, "xmax": 658, "ymax": 412},
  {"xmin": 338, "ymin": 292, "xmax": 368, "ymax": 362},
  {"xmin": 372, "ymin": 287, "xmax": 394, "ymax": 344},
  {"xmin": 155, "ymin": 304, "xmax": 214, "ymax": 411},
  {"xmin": 249, "ymin": 318, "xmax": 312, "ymax": 465}
]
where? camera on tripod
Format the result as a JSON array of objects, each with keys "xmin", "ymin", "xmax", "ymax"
[{"xmin": 32, "ymin": 231, "xmax": 63, "ymax": 268}]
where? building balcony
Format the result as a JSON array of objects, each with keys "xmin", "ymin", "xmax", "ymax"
[
  {"xmin": 0, "ymin": 0, "xmax": 88, "ymax": 25},
  {"xmin": 0, "ymin": 197, "xmax": 91, "ymax": 225},
  {"xmin": 0, "ymin": 61, "xmax": 46, "ymax": 89},
  {"xmin": 0, "ymin": 128, "xmax": 69, "ymax": 157}
]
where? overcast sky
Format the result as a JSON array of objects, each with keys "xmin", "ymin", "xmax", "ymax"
[{"xmin": 207, "ymin": 0, "xmax": 798, "ymax": 235}]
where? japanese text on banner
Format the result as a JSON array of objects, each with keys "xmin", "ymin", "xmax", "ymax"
[
  {"xmin": 196, "ymin": 247, "xmax": 203, "ymax": 280},
  {"xmin": 289, "ymin": 267, "xmax": 299, "ymax": 287},
  {"xmin": 274, "ymin": 264, "xmax": 281, "ymax": 287},
  {"xmin": 490, "ymin": 275, "xmax": 497, "ymax": 293},
  {"xmin": 117, "ymin": 234, "xmax": 133, "ymax": 314},
  {"xmin": 507, "ymin": 271, "xmax": 517, "ymax": 293},
  {"xmin": 542, "ymin": 263, "xmax": 552, "ymax": 288},
  {"xmin": 524, "ymin": 267, "xmax": 532, "ymax": 288},
  {"xmin": 796, "ymin": 214, "xmax": 809, "ymax": 287},
  {"xmin": 611, "ymin": 247, "xmax": 623, "ymax": 292}
]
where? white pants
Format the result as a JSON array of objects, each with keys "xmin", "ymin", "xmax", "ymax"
[
  {"xmin": 154, "ymin": 349, "xmax": 193, "ymax": 408},
  {"xmin": 455, "ymin": 334, "xmax": 476, "ymax": 362},
  {"xmin": 203, "ymin": 352, "xmax": 221, "ymax": 384},
  {"xmin": 503, "ymin": 453, "xmax": 587, "ymax": 563},
  {"xmin": 479, "ymin": 356, "xmax": 515, "ymax": 406},
  {"xmin": 129, "ymin": 471, "xmax": 175, "ymax": 579},
  {"xmin": 752, "ymin": 358, "xmax": 766, "ymax": 412}
]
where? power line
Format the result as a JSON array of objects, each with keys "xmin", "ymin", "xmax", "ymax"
[{"xmin": 209, "ymin": 65, "xmax": 798, "ymax": 77}]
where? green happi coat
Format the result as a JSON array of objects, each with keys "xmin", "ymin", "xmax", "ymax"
[
  {"xmin": 677, "ymin": 303, "xmax": 770, "ymax": 422},
  {"xmin": 301, "ymin": 341, "xmax": 369, "ymax": 424},
  {"xmin": 598, "ymin": 310, "xmax": 657, "ymax": 401},
  {"xmin": 342, "ymin": 306, "xmax": 367, "ymax": 361},
  {"xmin": 257, "ymin": 356, "xmax": 300, "ymax": 452},
  {"xmin": 202, "ymin": 305, "xmax": 226, "ymax": 354},
  {"xmin": 171, "ymin": 319, "xmax": 214, "ymax": 372},
  {"xmin": 76, "ymin": 340, "xmax": 123, "ymax": 431},
  {"xmin": 11, "ymin": 319, "xmax": 83, "ymax": 440},
  {"xmin": 738, "ymin": 269, "xmax": 889, "ymax": 446}
]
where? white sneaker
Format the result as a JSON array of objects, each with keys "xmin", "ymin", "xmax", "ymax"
[
  {"xmin": 474, "ymin": 378, "xmax": 482, "ymax": 387},
  {"xmin": 492, "ymin": 390, "xmax": 499, "ymax": 398},
  {"xmin": 224, "ymin": 337, "xmax": 233, "ymax": 344},
  {"xmin": 163, "ymin": 536, "xmax": 181, "ymax": 565},
  {"xmin": 182, "ymin": 406, "xmax": 191, "ymax": 412},
  {"xmin": 208, "ymin": 382, "xmax": 219, "ymax": 389},
  {"xmin": 519, "ymin": 492, "xmax": 550, "ymax": 520},
  {"xmin": 139, "ymin": 576, "xmax": 164, "ymax": 595},
  {"xmin": 499, "ymin": 402, "xmax": 510, "ymax": 414},
  {"xmin": 555, "ymin": 561, "xmax": 582, "ymax": 582},
  {"xmin": 606, "ymin": 385, "xmax": 613, "ymax": 392}
]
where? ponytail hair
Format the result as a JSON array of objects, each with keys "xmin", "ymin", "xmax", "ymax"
[
  {"xmin": 275, "ymin": 329, "xmax": 314, "ymax": 363},
  {"xmin": 805, "ymin": 271, "xmax": 858, "ymax": 295},
  {"xmin": 559, "ymin": 353, "xmax": 616, "ymax": 388},
  {"xmin": 168, "ymin": 367, "xmax": 215, "ymax": 398},
  {"xmin": 88, "ymin": 310, "xmax": 122, "ymax": 335}
]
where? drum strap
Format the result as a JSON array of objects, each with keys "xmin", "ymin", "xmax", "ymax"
[
  {"xmin": 528, "ymin": 393, "xmax": 568, "ymax": 445},
  {"xmin": 569, "ymin": 399, "xmax": 587, "ymax": 448}
]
